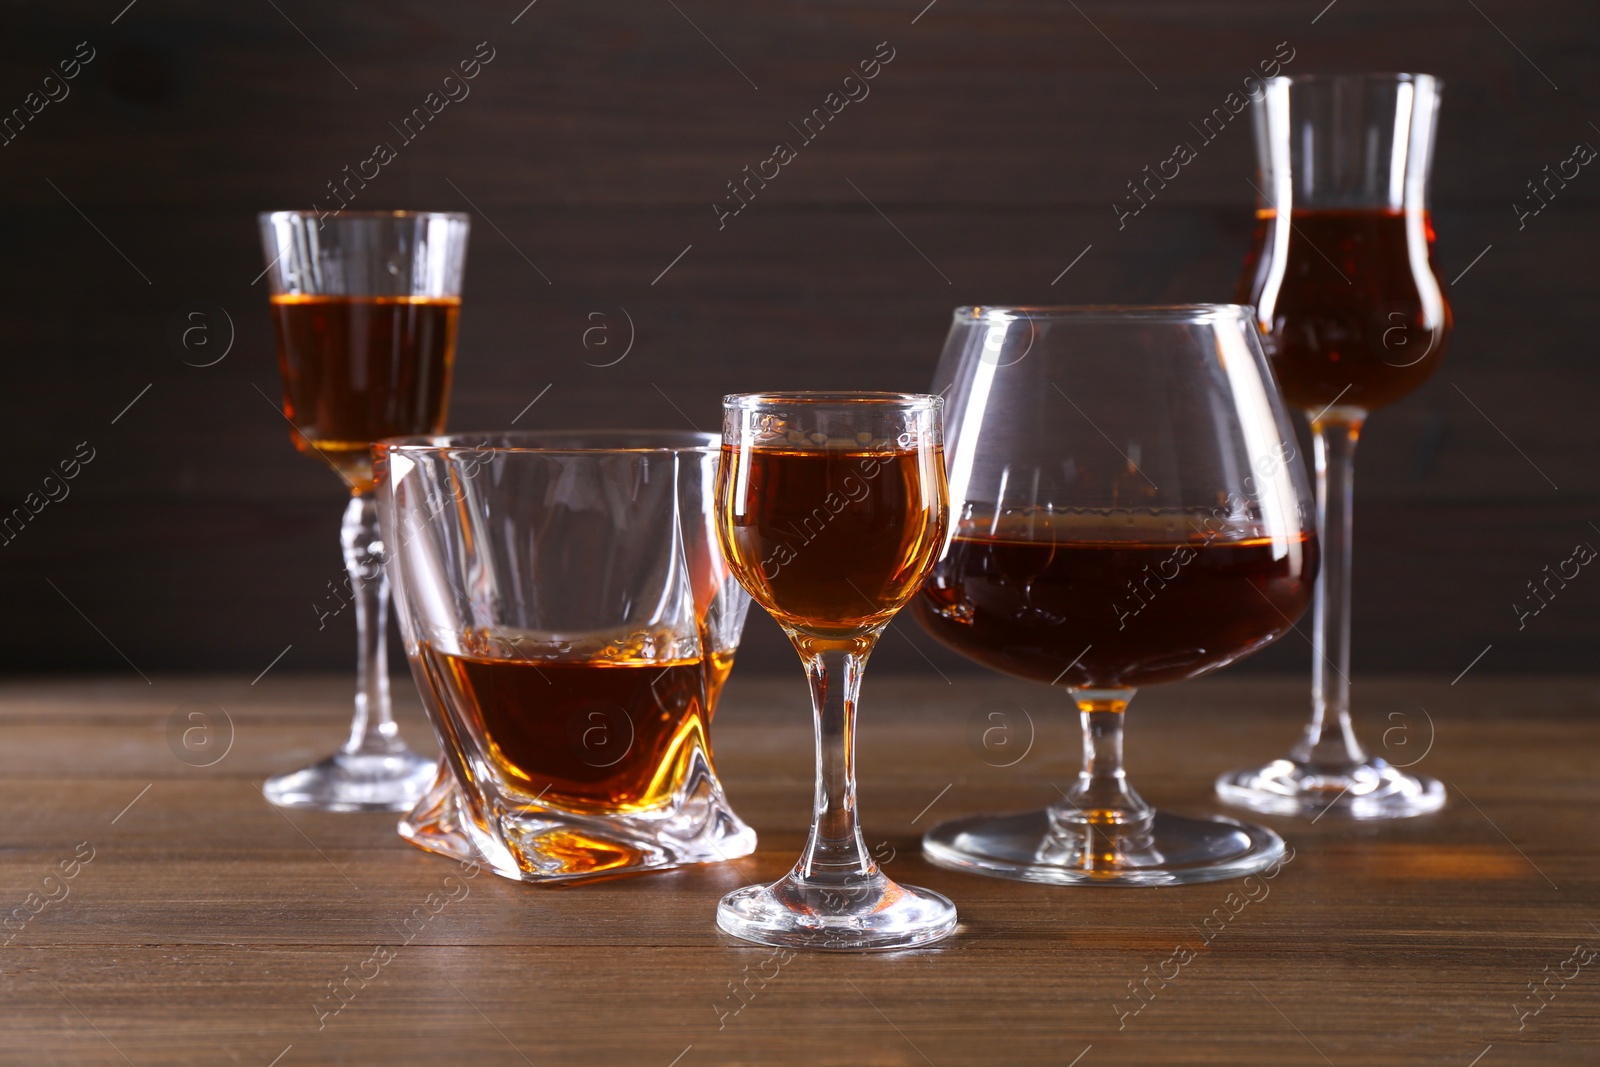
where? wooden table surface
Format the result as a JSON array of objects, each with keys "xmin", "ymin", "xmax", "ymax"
[{"xmin": 0, "ymin": 672, "xmax": 1595, "ymax": 1066}]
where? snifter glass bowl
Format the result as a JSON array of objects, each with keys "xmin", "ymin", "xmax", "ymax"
[
  {"xmin": 375, "ymin": 431, "xmax": 755, "ymax": 883},
  {"xmin": 913, "ymin": 306, "xmax": 1318, "ymax": 886}
]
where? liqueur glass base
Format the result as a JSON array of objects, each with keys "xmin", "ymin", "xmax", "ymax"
[
  {"xmin": 399, "ymin": 759, "xmax": 757, "ymax": 885},
  {"xmin": 1216, "ymin": 759, "xmax": 1446, "ymax": 820},
  {"xmin": 716, "ymin": 870, "xmax": 957, "ymax": 951},
  {"xmin": 263, "ymin": 748, "xmax": 437, "ymax": 813},
  {"xmin": 923, "ymin": 810, "xmax": 1286, "ymax": 887}
]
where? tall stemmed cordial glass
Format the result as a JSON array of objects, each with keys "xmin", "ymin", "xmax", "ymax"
[
  {"xmin": 716, "ymin": 393, "xmax": 957, "ymax": 949},
  {"xmin": 257, "ymin": 211, "xmax": 469, "ymax": 811},
  {"xmin": 913, "ymin": 306, "xmax": 1318, "ymax": 885},
  {"xmin": 1217, "ymin": 74, "xmax": 1450, "ymax": 819}
]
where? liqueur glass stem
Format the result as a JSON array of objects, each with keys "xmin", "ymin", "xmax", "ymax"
[
  {"xmin": 796, "ymin": 640, "xmax": 875, "ymax": 883},
  {"xmin": 342, "ymin": 492, "xmax": 404, "ymax": 757},
  {"xmin": 1300, "ymin": 415, "xmax": 1366, "ymax": 768}
]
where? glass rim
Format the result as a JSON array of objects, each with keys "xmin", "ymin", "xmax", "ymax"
[
  {"xmin": 1264, "ymin": 72, "xmax": 1442, "ymax": 89},
  {"xmin": 955, "ymin": 304, "xmax": 1254, "ymax": 324},
  {"xmin": 258, "ymin": 210, "xmax": 471, "ymax": 223},
  {"xmin": 722, "ymin": 390, "xmax": 942, "ymax": 410},
  {"xmin": 376, "ymin": 429, "xmax": 718, "ymax": 455}
]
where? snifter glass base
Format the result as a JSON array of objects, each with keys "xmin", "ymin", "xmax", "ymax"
[
  {"xmin": 399, "ymin": 758, "xmax": 756, "ymax": 884},
  {"xmin": 1216, "ymin": 758, "xmax": 1446, "ymax": 820},
  {"xmin": 263, "ymin": 748, "xmax": 436, "ymax": 812},
  {"xmin": 717, "ymin": 870, "xmax": 957, "ymax": 951},
  {"xmin": 923, "ymin": 810, "xmax": 1286, "ymax": 887}
]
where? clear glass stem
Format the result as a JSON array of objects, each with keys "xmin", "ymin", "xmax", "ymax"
[
  {"xmin": 1051, "ymin": 689, "xmax": 1152, "ymax": 865},
  {"xmin": 341, "ymin": 492, "xmax": 403, "ymax": 757},
  {"xmin": 792, "ymin": 635, "xmax": 877, "ymax": 885},
  {"xmin": 1299, "ymin": 412, "xmax": 1367, "ymax": 769}
]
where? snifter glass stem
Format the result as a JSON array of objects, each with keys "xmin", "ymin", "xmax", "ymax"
[
  {"xmin": 342, "ymin": 493, "xmax": 405, "ymax": 757},
  {"xmin": 1051, "ymin": 690, "xmax": 1154, "ymax": 865},
  {"xmin": 795, "ymin": 637, "xmax": 875, "ymax": 884},
  {"xmin": 1301, "ymin": 414, "xmax": 1367, "ymax": 768}
]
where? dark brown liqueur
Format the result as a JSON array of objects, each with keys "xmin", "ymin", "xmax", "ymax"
[
  {"xmin": 270, "ymin": 294, "xmax": 457, "ymax": 491},
  {"xmin": 914, "ymin": 515, "xmax": 1317, "ymax": 689},
  {"xmin": 1237, "ymin": 208, "xmax": 1451, "ymax": 413}
]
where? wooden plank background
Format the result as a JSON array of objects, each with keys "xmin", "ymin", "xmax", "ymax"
[{"xmin": 0, "ymin": 1, "xmax": 1594, "ymax": 675}]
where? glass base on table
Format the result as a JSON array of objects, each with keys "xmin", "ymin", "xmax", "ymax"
[
  {"xmin": 923, "ymin": 809, "xmax": 1286, "ymax": 887},
  {"xmin": 716, "ymin": 869, "xmax": 957, "ymax": 951},
  {"xmin": 1215, "ymin": 758, "xmax": 1446, "ymax": 820},
  {"xmin": 263, "ymin": 747, "xmax": 437, "ymax": 812},
  {"xmin": 399, "ymin": 758, "xmax": 757, "ymax": 884}
]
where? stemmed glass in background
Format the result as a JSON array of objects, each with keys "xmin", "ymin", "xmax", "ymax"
[
  {"xmin": 257, "ymin": 210, "xmax": 469, "ymax": 811},
  {"xmin": 1217, "ymin": 74, "xmax": 1451, "ymax": 819},
  {"xmin": 913, "ymin": 306, "xmax": 1317, "ymax": 885},
  {"xmin": 715, "ymin": 392, "xmax": 957, "ymax": 949}
]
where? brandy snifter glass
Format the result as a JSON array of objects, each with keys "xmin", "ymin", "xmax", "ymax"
[{"xmin": 914, "ymin": 306, "xmax": 1318, "ymax": 886}]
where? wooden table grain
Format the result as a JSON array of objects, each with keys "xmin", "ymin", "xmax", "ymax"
[{"xmin": 0, "ymin": 673, "xmax": 1595, "ymax": 1066}]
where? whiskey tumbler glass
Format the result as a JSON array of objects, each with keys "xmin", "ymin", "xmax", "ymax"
[{"xmin": 376, "ymin": 431, "xmax": 756, "ymax": 883}]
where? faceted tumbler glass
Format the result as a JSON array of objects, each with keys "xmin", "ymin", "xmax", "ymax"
[{"xmin": 376, "ymin": 431, "xmax": 756, "ymax": 883}]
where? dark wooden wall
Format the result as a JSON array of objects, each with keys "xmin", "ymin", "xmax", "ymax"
[{"xmin": 0, "ymin": 0, "xmax": 1594, "ymax": 678}]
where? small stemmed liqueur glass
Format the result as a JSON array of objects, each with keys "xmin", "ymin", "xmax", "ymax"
[
  {"xmin": 1218, "ymin": 74, "xmax": 1450, "ymax": 819},
  {"xmin": 257, "ymin": 210, "xmax": 469, "ymax": 811},
  {"xmin": 914, "ymin": 306, "xmax": 1317, "ymax": 885},
  {"xmin": 715, "ymin": 392, "xmax": 958, "ymax": 949}
]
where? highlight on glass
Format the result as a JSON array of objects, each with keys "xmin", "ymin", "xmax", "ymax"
[
  {"xmin": 914, "ymin": 306, "xmax": 1318, "ymax": 885},
  {"xmin": 714, "ymin": 392, "xmax": 958, "ymax": 949},
  {"xmin": 256, "ymin": 210, "xmax": 470, "ymax": 812},
  {"xmin": 1219, "ymin": 73, "xmax": 1450, "ymax": 820},
  {"xmin": 376, "ymin": 431, "xmax": 756, "ymax": 882}
]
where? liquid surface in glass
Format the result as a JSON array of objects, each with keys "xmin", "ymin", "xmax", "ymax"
[
  {"xmin": 717, "ymin": 444, "xmax": 947, "ymax": 635},
  {"xmin": 914, "ymin": 511, "xmax": 1318, "ymax": 689},
  {"xmin": 419, "ymin": 643, "xmax": 708, "ymax": 815},
  {"xmin": 271, "ymin": 294, "xmax": 458, "ymax": 491},
  {"xmin": 1237, "ymin": 207, "xmax": 1450, "ymax": 412}
]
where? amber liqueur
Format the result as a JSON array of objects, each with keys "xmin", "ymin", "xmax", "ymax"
[
  {"xmin": 914, "ymin": 513, "xmax": 1317, "ymax": 689},
  {"xmin": 717, "ymin": 443, "xmax": 947, "ymax": 634},
  {"xmin": 1237, "ymin": 207, "xmax": 1451, "ymax": 412},
  {"xmin": 270, "ymin": 294, "xmax": 457, "ymax": 491},
  {"xmin": 419, "ymin": 643, "xmax": 710, "ymax": 815}
]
